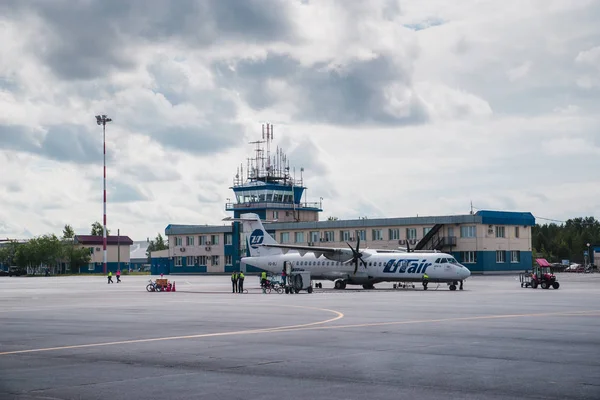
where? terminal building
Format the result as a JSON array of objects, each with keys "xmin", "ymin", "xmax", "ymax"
[{"xmin": 162, "ymin": 125, "xmax": 535, "ymax": 275}]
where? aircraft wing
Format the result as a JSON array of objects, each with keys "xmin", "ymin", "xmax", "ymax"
[{"xmin": 259, "ymin": 243, "xmax": 355, "ymax": 261}]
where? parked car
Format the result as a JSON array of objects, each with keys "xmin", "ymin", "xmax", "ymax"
[{"xmin": 8, "ymin": 266, "xmax": 26, "ymax": 276}]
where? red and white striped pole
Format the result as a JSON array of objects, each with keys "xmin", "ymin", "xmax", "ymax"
[{"xmin": 96, "ymin": 115, "xmax": 112, "ymax": 275}]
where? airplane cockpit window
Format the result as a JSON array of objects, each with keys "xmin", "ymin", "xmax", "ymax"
[
  {"xmin": 440, "ymin": 258, "xmax": 448, "ymax": 263},
  {"xmin": 448, "ymin": 258, "xmax": 458, "ymax": 264},
  {"xmin": 435, "ymin": 258, "xmax": 441, "ymax": 263}
]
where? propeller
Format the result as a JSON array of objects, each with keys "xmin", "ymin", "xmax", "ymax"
[{"xmin": 346, "ymin": 236, "xmax": 367, "ymax": 274}]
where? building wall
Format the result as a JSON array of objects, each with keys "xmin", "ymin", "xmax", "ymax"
[
  {"xmin": 76, "ymin": 244, "xmax": 131, "ymax": 273},
  {"xmin": 79, "ymin": 244, "xmax": 131, "ymax": 263},
  {"xmin": 165, "ymin": 211, "xmax": 535, "ymax": 275}
]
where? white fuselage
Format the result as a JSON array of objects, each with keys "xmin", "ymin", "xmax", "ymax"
[{"xmin": 241, "ymin": 250, "xmax": 471, "ymax": 285}]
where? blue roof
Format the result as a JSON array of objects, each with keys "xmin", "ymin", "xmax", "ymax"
[{"xmin": 475, "ymin": 210, "xmax": 535, "ymax": 226}]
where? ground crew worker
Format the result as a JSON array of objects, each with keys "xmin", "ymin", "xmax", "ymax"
[
  {"xmin": 107, "ymin": 271, "xmax": 113, "ymax": 284},
  {"xmin": 238, "ymin": 272, "xmax": 245, "ymax": 293},
  {"xmin": 116, "ymin": 269, "xmax": 121, "ymax": 283},
  {"xmin": 260, "ymin": 270, "xmax": 267, "ymax": 288},
  {"xmin": 231, "ymin": 271, "xmax": 238, "ymax": 293},
  {"xmin": 422, "ymin": 273, "xmax": 429, "ymax": 290}
]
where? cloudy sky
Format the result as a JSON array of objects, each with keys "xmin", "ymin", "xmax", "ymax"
[{"xmin": 1, "ymin": 0, "xmax": 599, "ymax": 240}]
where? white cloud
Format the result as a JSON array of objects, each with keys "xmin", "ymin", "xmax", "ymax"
[{"xmin": 0, "ymin": 0, "xmax": 599, "ymax": 240}]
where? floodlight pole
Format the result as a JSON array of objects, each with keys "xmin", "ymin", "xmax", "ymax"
[{"xmin": 96, "ymin": 115, "xmax": 112, "ymax": 275}]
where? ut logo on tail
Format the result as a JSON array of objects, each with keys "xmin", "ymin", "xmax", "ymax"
[{"xmin": 248, "ymin": 229, "xmax": 264, "ymax": 249}]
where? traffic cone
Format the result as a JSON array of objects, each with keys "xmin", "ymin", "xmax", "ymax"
[{"xmin": 172, "ymin": 281, "xmax": 176, "ymax": 292}]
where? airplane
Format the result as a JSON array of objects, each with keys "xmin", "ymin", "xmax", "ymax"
[{"xmin": 235, "ymin": 213, "xmax": 471, "ymax": 291}]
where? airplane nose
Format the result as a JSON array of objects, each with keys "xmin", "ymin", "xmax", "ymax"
[{"xmin": 461, "ymin": 266, "xmax": 471, "ymax": 280}]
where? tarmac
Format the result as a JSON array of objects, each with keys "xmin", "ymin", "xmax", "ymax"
[{"xmin": 1, "ymin": 273, "xmax": 599, "ymax": 400}]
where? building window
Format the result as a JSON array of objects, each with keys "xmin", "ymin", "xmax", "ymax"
[
  {"xmin": 175, "ymin": 237, "xmax": 183, "ymax": 246},
  {"xmin": 388, "ymin": 228, "xmax": 399, "ymax": 240},
  {"xmin": 210, "ymin": 235, "xmax": 219, "ymax": 245},
  {"xmin": 340, "ymin": 230, "xmax": 351, "ymax": 241},
  {"xmin": 511, "ymin": 250, "xmax": 520, "ymax": 263},
  {"xmin": 88, "ymin": 263, "xmax": 95, "ymax": 271},
  {"xmin": 295, "ymin": 232, "xmax": 304, "ymax": 243},
  {"xmin": 515, "ymin": 226, "xmax": 520, "ymax": 238},
  {"xmin": 496, "ymin": 251, "xmax": 506, "ymax": 263},
  {"xmin": 273, "ymin": 211, "xmax": 279, "ymax": 219},
  {"xmin": 175, "ymin": 256, "xmax": 182, "ymax": 267},
  {"xmin": 225, "ymin": 255, "xmax": 232, "ymax": 265},
  {"xmin": 372, "ymin": 229, "xmax": 383, "ymax": 241},
  {"xmin": 406, "ymin": 228, "xmax": 416, "ymax": 240},
  {"xmin": 225, "ymin": 234, "xmax": 232, "ymax": 245},
  {"xmin": 198, "ymin": 235, "xmax": 206, "ymax": 245},
  {"xmin": 462, "ymin": 251, "xmax": 477, "ymax": 263},
  {"xmin": 186, "ymin": 256, "xmax": 194, "ymax": 266},
  {"xmin": 199, "ymin": 256, "xmax": 207, "ymax": 265},
  {"xmin": 423, "ymin": 227, "xmax": 432, "ymax": 236},
  {"xmin": 212, "ymin": 255, "xmax": 219, "ymax": 266},
  {"xmin": 193, "ymin": 256, "xmax": 199, "ymax": 265},
  {"xmin": 280, "ymin": 232, "xmax": 290, "ymax": 243},
  {"xmin": 495, "ymin": 226, "xmax": 505, "ymax": 238},
  {"xmin": 323, "ymin": 231, "xmax": 335, "ymax": 242},
  {"xmin": 356, "ymin": 230, "xmax": 366, "ymax": 241},
  {"xmin": 310, "ymin": 231, "xmax": 320, "ymax": 243},
  {"xmin": 186, "ymin": 236, "xmax": 194, "ymax": 246},
  {"xmin": 448, "ymin": 227, "xmax": 455, "ymax": 237},
  {"xmin": 460, "ymin": 226, "xmax": 476, "ymax": 238}
]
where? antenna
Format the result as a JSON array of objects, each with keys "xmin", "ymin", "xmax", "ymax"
[{"xmin": 470, "ymin": 201, "xmax": 474, "ymax": 215}]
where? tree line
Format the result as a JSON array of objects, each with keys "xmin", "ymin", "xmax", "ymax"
[
  {"xmin": 0, "ymin": 224, "xmax": 92, "ymax": 274},
  {"xmin": 532, "ymin": 216, "xmax": 599, "ymax": 263},
  {"xmin": 0, "ymin": 221, "xmax": 169, "ymax": 274}
]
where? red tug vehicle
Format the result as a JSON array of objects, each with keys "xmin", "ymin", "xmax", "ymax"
[{"xmin": 520, "ymin": 265, "xmax": 560, "ymax": 289}]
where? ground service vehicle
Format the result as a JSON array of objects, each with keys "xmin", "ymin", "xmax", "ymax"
[{"xmin": 520, "ymin": 266, "xmax": 559, "ymax": 289}]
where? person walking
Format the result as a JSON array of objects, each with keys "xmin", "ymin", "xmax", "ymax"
[
  {"xmin": 107, "ymin": 271, "xmax": 113, "ymax": 284},
  {"xmin": 231, "ymin": 271, "xmax": 238, "ymax": 293},
  {"xmin": 238, "ymin": 271, "xmax": 245, "ymax": 293},
  {"xmin": 116, "ymin": 269, "xmax": 121, "ymax": 283}
]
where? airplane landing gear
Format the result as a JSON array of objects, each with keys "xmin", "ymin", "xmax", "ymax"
[
  {"xmin": 459, "ymin": 280, "xmax": 463, "ymax": 290},
  {"xmin": 334, "ymin": 280, "xmax": 347, "ymax": 290},
  {"xmin": 449, "ymin": 284, "xmax": 457, "ymax": 291},
  {"xmin": 362, "ymin": 283, "xmax": 374, "ymax": 289}
]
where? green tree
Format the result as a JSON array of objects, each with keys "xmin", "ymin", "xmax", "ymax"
[
  {"xmin": 62, "ymin": 224, "xmax": 75, "ymax": 239},
  {"xmin": 146, "ymin": 233, "xmax": 169, "ymax": 260},
  {"xmin": 91, "ymin": 221, "xmax": 110, "ymax": 236},
  {"xmin": 0, "ymin": 240, "xmax": 20, "ymax": 267},
  {"xmin": 532, "ymin": 216, "xmax": 600, "ymax": 263}
]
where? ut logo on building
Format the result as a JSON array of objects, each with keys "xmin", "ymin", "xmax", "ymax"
[{"xmin": 248, "ymin": 229, "xmax": 264, "ymax": 249}]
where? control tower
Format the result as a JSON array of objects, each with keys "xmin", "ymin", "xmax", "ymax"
[{"xmin": 226, "ymin": 123, "xmax": 322, "ymax": 222}]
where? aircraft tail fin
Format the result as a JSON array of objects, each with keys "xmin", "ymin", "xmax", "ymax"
[{"xmin": 233, "ymin": 213, "xmax": 282, "ymax": 257}]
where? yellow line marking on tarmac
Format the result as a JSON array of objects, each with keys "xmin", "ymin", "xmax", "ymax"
[
  {"xmin": 0, "ymin": 306, "xmax": 344, "ymax": 356},
  {"xmin": 267, "ymin": 309, "xmax": 600, "ymax": 333},
  {"xmin": 1, "ymin": 308, "xmax": 598, "ymax": 357}
]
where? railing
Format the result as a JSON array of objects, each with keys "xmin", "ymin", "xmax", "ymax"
[
  {"xmin": 225, "ymin": 202, "xmax": 322, "ymax": 210},
  {"xmin": 433, "ymin": 236, "xmax": 457, "ymax": 249}
]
